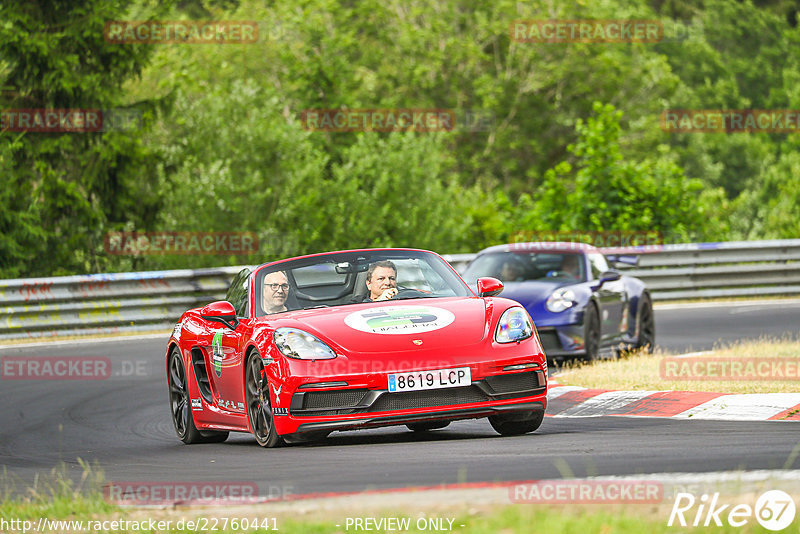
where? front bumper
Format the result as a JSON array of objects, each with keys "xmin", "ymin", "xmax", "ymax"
[
  {"xmin": 295, "ymin": 401, "xmax": 546, "ymax": 434},
  {"xmin": 276, "ymin": 369, "xmax": 547, "ymax": 435},
  {"xmin": 537, "ymin": 325, "xmax": 586, "ymax": 358}
]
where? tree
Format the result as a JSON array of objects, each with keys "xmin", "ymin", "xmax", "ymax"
[
  {"xmin": 0, "ymin": 0, "xmax": 171, "ymax": 276},
  {"xmin": 526, "ymin": 102, "xmax": 725, "ymax": 242}
]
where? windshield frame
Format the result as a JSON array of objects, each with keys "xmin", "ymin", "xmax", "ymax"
[{"xmin": 249, "ymin": 249, "xmax": 472, "ymax": 317}]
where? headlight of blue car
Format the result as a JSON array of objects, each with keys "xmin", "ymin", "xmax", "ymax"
[
  {"xmin": 495, "ymin": 307, "xmax": 533, "ymax": 343},
  {"xmin": 274, "ymin": 328, "xmax": 337, "ymax": 359},
  {"xmin": 546, "ymin": 288, "xmax": 576, "ymax": 313}
]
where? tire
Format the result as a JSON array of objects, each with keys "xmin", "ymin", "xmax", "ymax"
[
  {"xmin": 634, "ymin": 294, "xmax": 655, "ymax": 353},
  {"xmin": 489, "ymin": 410, "xmax": 544, "ymax": 436},
  {"xmin": 168, "ymin": 347, "xmax": 228, "ymax": 444},
  {"xmin": 245, "ymin": 350, "xmax": 283, "ymax": 448},
  {"xmin": 583, "ymin": 302, "xmax": 601, "ymax": 361},
  {"xmin": 406, "ymin": 421, "xmax": 450, "ymax": 432}
]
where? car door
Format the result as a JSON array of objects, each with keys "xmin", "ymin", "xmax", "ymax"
[
  {"xmin": 587, "ymin": 253, "xmax": 627, "ymax": 344},
  {"xmin": 197, "ymin": 269, "xmax": 251, "ymax": 423},
  {"xmin": 213, "ymin": 268, "xmax": 252, "ymax": 417}
]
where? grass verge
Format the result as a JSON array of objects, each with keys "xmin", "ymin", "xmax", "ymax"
[
  {"xmin": 552, "ymin": 338, "xmax": 800, "ymax": 394},
  {"xmin": 1, "ymin": 492, "xmax": 783, "ymax": 534},
  {"xmin": 3, "ymin": 464, "xmax": 796, "ymax": 533}
]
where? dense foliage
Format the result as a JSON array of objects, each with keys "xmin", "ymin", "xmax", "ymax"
[{"xmin": 2, "ymin": 0, "xmax": 798, "ymax": 276}]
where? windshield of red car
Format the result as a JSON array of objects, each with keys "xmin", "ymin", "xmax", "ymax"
[{"xmin": 252, "ymin": 250, "xmax": 472, "ymax": 316}]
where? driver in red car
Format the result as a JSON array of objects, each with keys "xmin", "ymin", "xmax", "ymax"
[{"xmin": 364, "ymin": 260, "xmax": 398, "ymax": 301}]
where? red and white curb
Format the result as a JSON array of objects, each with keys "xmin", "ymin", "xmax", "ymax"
[{"xmin": 546, "ymin": 384, "xmax": 800, "ymax": 421}]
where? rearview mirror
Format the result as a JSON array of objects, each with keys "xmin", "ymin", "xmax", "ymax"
[
  {"xmin": 476, "ymin": 277, "xmax": 504, "ymax": 297},
  {"xmin": 200, "ymin": 301, "xmax": 239, "ymax": 330},
  {"xmin": 606, "ymin": 254, "xmax": 639, "ymax": 266},
  {"xmin": 591, "ymin": 270, "xmax": 621, "ymax": 291},
  {"xmin": 335, "ymin": 262, "xmax": 369, "ymax": 274},
  {"xmin": 600, "ymin": 270, "xmax": 622, "ymax": 283}
]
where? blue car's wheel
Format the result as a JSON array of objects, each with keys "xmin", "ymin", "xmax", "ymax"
[
  {"xmin": 583, "ymin": 302, "xmax": 600, "ymax": 361},
  {"xmin": 635, "ymin": 294, "xmax": 655, "ymax": 353}
]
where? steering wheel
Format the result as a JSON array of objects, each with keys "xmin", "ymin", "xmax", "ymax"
[{"xmin": 392, "ymin": 287, "xmax": 429, "ymax": 300}]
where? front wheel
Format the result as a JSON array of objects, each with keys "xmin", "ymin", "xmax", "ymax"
[
  {"xmin": 635, "ymin": 295, "xmax": 655, "ymax": 353},
  {"xmin": 582, "ymin": 302, "xmax": 600, "ymax": 361},
  {"xmin": 168, "ymin": 347, "xmax": 228, "ymax": 444},
  {"xmin": 245, "ymin": 351, "xmax": 283, "ymax": 448},
  {"xmin": 489, "ymin": 410, "xmax": 544, "ymax": 436}
]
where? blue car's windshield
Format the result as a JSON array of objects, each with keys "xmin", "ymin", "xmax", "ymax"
[{"xmin": 462, "ymin": 252, "xmax": 586, "ymax": 284}]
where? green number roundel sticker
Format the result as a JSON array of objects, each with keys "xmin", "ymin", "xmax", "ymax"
[
  {"xmin": 344, "ymin": 305, "xmax": 455, "ymax": 334},
  {"xmin": 212, "ymin": 331, "xmax": 223, "ymax": 377}
]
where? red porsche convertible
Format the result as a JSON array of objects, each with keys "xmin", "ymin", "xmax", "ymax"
[{"xmin": 166, "ymin": 248, "xmax": 548, "ymax": 447}]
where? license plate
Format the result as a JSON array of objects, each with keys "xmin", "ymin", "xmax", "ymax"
[{"xmin": 387, "ymin": 367, "xmax": 471, "ymax": 393}]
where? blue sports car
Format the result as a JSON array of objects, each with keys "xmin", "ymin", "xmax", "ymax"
[{"xmin": 461, "ymin": 242, "xmax": 654, "ymax": 362}]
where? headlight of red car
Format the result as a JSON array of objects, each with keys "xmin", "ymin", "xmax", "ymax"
[
  {"xmin": 273, "ymin": 328, "xmax": 337, "ymax": 360},
  {"xmin": 495, "ymin": 307, "xmax": 533, "ymax": 343}
]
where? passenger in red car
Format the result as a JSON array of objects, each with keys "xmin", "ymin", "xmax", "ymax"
[{"xmin": 262, "ymin": 271, "xmax": 290, "ymax": 314}]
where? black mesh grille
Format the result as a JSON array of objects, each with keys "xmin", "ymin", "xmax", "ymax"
[
  {"xmin": 484, "ymin": 371, "xmax": 539, "ymax": 393},
  {"xmin": 368, "ymin": 386, "xmax": 488, "ymax": 412},
  {"xmin": 302, "ymin": 389, "xmax": 368, "ymax": 409},
  {"xmin": 538, "ymin": 330, "xmax": 561, "ymax": 352},
  {"xmin": 295, "ymin": 408, "xmax": 362, "ymax": 417}
]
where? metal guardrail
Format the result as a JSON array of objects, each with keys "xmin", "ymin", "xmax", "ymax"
[
  {"xmin": 1, "ymin": 240, "xmax": 799, "ymax": 340},
  {"xmin": 0, "ymin": 267, "xmax": 243, "ymax": 340}
]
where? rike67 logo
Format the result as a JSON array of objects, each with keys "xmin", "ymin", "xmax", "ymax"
[{"xmin": 669, "ymin": 490, "xmax": 796, "ymax": 531}]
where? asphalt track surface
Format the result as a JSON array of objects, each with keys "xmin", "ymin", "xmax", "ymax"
[{"xmin": 1, "ymin": 300, "xmax": 799, "ymax": 497}]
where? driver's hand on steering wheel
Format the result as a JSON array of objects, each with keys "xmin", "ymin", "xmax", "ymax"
[{"xmin": 375, "ymin": 287, "xmax": 398, "ymax": 301}]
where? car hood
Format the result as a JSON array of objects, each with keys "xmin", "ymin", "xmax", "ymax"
[
  {"xmin": 498, "ymin": 280, "xmax": 574, "ymax": 307},
  {"xmin": 267, "ymin": 297, "xmax": 490, "ymax": 353}
]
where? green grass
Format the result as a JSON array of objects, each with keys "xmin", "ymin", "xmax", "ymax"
[
  {"xmin": 0, "ymin": 461, "xmax": 117, "ymax": 521},
  {"xmin": 1, "ymin": 466, "xmax": 791, "ymax": 534},
  {"xmin": 553, "ymin": 338, "xmax": 800, "ymax": 394},
  {"xmin": 1, "ymin": 495, "xmax": 789, "ymax": 533}
]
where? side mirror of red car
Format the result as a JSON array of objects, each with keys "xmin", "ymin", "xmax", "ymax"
[
  {"xmin": 200, "ymin": 301, "xmax": 239, "ymax": 330},
  {"xmin": 476, "ymin": 277, "xmax": 504, "ymax": 297}
]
